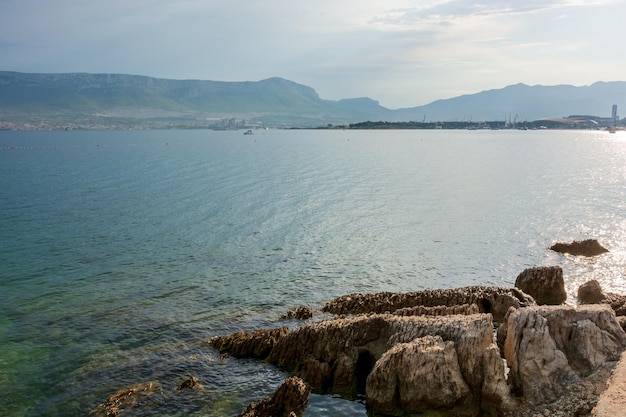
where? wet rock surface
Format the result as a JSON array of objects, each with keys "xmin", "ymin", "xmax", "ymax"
[
  {"xmin": 89, "ymin": 382, "xmax": 161, "ymax": 417},
  {"xmin": 238, "ymin": 376, "xmax": 310, "ymax": 417},
  {"xmin": 550, "ymin": 239, "xmax": 609, "ymax": 257}
]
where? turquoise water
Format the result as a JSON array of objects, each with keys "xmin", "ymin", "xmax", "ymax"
[{"xmin": 1, "ymin": 129, "xmax": 625, "ymax": 416}]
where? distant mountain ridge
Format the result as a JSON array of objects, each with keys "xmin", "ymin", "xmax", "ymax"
[{"xmin": 0, "ymin": 71, "xmax": 624, "ymax": 128}]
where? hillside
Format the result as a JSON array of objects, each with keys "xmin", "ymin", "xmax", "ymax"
[
  {"xmin": 393, "ymin": 82, "xmax": 626, "ymax": 122},
  {"xmin": 0, "ymin": 71, "xmax": 624, "ymax": 129},
  {"xmin": 0, "ymin": 72, "xmax": 386, "ymax": 128}
]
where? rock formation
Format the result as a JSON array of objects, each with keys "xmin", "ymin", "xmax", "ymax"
[
  {"xmin": 550, "ymin": 239, "xmax": 609, "ymax": 257},
  {"xmin": 321, "ymin": 285, "xmax": 535, "ymax": 322},
  {"xmin": 89, "ymin": 382, "xmax": 161, "ymax": 417},
  {"xmin": 503, "ymin": 305, "xmax": 626, "ymax": 404},
  {"xmin": 514, "ymin": 265, "xmax": 566, "ymax": 305},
  {"xmin": 207, "ymin": 287, "xmax": 626, "ymax": 417},
  {"xmin": 211, "ymin": 313, "xmax": 512, "ymax": 416},
  {"xmin": 578, "ymin": 280, "xmax": 626, "ymax": 316},
  {"xmin": 177, "ymin": 376, "xmax": 201, "ymax": 391},
  {"xmin": 238, "ymin": 376, "xmax": 310, "ymax": 417},
  {"xmin": 209, "ymin": 327, "xmax": 288, "ymax": 358},
  {"xmin": 280, "ymin": 306, "xmax": 313, "ymax": 320},
  {"xmin": 393, "ymin": 303, "xmax": 479, "ymax": 317}
]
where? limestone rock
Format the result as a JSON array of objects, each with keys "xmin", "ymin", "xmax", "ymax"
[
  {"xmin": 577, "ymin": 280, "xmax": 626, "ymax": 316},
  {"xmin": 514, "ymin": 266, "xmax": 566, "ymax": 305},
  {"xmin": 209, "ymin": 327, "xmax": 288, "ymax": 358},
  {"xmin": 504, "ymin": 305, "xmax": 626, "ymax": 405},
  {"xmin": 177, "ymin": 376, "xmax": 201, "ymax": 391},
  {"xmin": 238, "ymin": 376, "xmax": 310, "ymax": 417},
  {"xmin": 579, "ymin": 280, "xmax": 608, "ymax": 304},
  {"xmin": 280, "ymin": 306, "xmax": 313, "ymax": 320},
  {"xmin": 550, "ymin": 239, "xmax": 609, "ymax": 257},
  {"xmin": 365, "ymin": 335, "xmax": 473, "ymax": 416},
  {"xmin": 89, "ymin": 382, "xmax": 161, "ymax": 417},
  {"xmin": 393, "ymin": 303, "xmax": 480, "ymax": 316},
  {"xmin": 322, "ymin": 286, "xmax": 535, "ymax": 322}
]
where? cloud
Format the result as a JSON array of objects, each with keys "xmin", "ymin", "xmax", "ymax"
[{"xmin": 0, "ymin": 0, "xmax": 624, "ymax": 108}]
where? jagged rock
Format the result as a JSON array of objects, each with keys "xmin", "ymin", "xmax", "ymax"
[
  {"xmin": 504, "ymin": 305, "xmax": 626, "ymax": 405},
  {"xmin": 209, "ymin": 312, "xmax": 511, "ymax": 415},
  {"xmin": 260, "ymin": 313, "xmax": 508, "ymax": 416},
  {"xmin": 366, "ymin": 335, "xmax": 474, "ymax": 416},
  {"xmin": 550, "ymin": 239, "xmax": 609, "ymax": 257},
  {"xmin": 322, "ymin": 286, "xmax": 535, "ymax": 322},
  {"xmin": 577, "ymin": 280, "xmax": 626, "ymax": 316},
  {"xmin": 514, "ymin": 266, "xmax": 566, "ymax": 305},
  {"xmin": 280, "ymin": 306, "xmax": 313, "ymax": 320},
  {"xmin": 238, "ymin": 376, "xmax": 310, "ymax": 417},
  {"xmin": 393, "ymin": 303, "xmax": 480, "ymax": 316},
  {"xmin": 89, "ymin": 382, "xmax": 161, "ymax": 417},
  {"xmin": 177, "ymin": 376, "xmax": 201, "ymax": 391},
  {"xmin": 579, "ymin": 280, "xmax": 608, "ymax": 304},
  {"xmin": 209, "ymin": 327, "xmax": 288, "ymax": 358}
]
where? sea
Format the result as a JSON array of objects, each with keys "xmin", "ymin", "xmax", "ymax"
[{"xmin": 1, "ymin": 128, "xmax": 625, "ymax": 417}]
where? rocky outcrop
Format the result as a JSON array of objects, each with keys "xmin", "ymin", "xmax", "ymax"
[
  {"xmin": 321, "ymin": 285, "xmax": 535, "ymax": 322},
  {"xmin": 89, "ymin": 382, "xmax": 161, "ymax": 417},
  {"xmin": 514, "ymin": 265, "xmax": 566, "ymax": 305},
  {"xmin": 366, "ymin": 335, "xmax": 474, "ymax": 416},
  {"xmin": 550, "ymin": 239, "xmax": 609, "ymax": 257},
  {"xmin": 177, "ymin": 376, "xmax": 201, "ymax": 391},
  {"xmin": 209, "ymin": 327, "xmax": 288, "ymax": 358},
  {"xmin": 211, "ymin": 313, "xmax": 512, "ymax": 416},
  {"xmin": 579, "ymin": 280, "xmax": 609, "ymax": 304},
  {"xmin": 393, "ymin": 303, "xmax": 480, "ymax": 316},
  {"xmin": 503, "ymin": 305, "xmax": 626, "ymax": 405},
  {"xmin": 578, "ymin": 280, "xmax": 626, "ymax": 316},
  {"xmin": 208, "ymin": 288, "xmax": 626, "ymax": 417},
  {"xmin": 280, "ymin": 306, "xmax": 313, "ymax": 320},
  {"xmin": 238, "ymin": 376, "xmax": 310, "ymax": 417}
]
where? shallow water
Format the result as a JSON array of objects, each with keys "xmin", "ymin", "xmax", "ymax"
[{"xmin": 1, "ymin": 128, "xmax": 625, "ymax": 416}]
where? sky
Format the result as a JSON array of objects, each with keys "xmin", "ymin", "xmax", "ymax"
[{"xmin": 1, "ymin": 0, "xmax": 625, "ymax": 109}]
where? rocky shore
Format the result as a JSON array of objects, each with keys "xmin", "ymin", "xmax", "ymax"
[
  {"xmin": 90, "ymin": 240, "xmax": 626, "ymax": 417},
  {"xmin": 207, "ymin": 264, "xmax": 626, "ymax": 417}
]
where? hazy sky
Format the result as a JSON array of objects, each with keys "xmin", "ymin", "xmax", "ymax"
[{"xmin": 1, "ymin": 0, "xmax": 624, "ymax": 108}]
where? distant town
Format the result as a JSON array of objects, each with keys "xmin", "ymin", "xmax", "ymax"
[{"xmin": 1, "ymin": 110, "xmax": 624, "ymax": 132}]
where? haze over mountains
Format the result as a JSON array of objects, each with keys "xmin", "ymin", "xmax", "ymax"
[{"xmin": 0, "ymin": 71, "xmax": 624, "ymax": 128}]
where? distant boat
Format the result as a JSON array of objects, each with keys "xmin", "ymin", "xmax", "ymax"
[{"xmin": 243, "ymin": 130, "xmax": 253, "ymax": 135}]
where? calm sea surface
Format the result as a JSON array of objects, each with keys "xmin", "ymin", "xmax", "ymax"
[{"xmin": 1, "ymin": 129, "xmax": 625, "ymax": 416}]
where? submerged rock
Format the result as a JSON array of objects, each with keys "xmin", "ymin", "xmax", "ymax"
[
  {"xmin": 321, "ymin": 285, "xmax": 535, "ymax": 322},
  {"xmin": 550, "ymin": 239, "xmax": 609, "ymax": 257},
  {"xmin": 238, "ymin": 376, "xmax": 310, "ymax": 417},
  {"xmin": 89, "ymin": 382, "xmax": 161, "ymax": 417},
  {"xmin": 177, "ymin": 376, "xmax": 201, "ymax": 391},
  {"xmin": 515, "ymin": 265, "xmax": 566, "ymax": 305}
]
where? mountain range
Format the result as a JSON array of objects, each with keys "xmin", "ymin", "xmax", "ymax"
[{"xmin": 0, "ymin": 71, "xmax": 624, "ymax": 128}]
